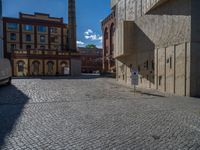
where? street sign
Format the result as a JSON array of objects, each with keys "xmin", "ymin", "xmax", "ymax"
[{"xmin": 131, "ymin": 68, "xmax": 139, "ymax": 86}]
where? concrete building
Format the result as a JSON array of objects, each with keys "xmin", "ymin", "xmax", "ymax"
[
  {"xmin": 79, "ymin": 47, "xmax": 102, "ymax": 73},
  {"xmin": 101, "ymin": 11, "xmax": 116, "ymax": 73},
  {"xmin": 0, "ymin": 0, "xmax": 3, "ymax": 58},
  {"xmin": 3, "ymin": 0, "xmax": 81, "ymax": 76},
  {"xmin": 111, "ymin": 0, "xmax": 200, "ymax": 97}
]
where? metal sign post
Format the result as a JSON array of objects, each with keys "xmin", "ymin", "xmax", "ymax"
[{"xmin": 131, "ymin": 68, "xmax": 139, "ymax": 95}]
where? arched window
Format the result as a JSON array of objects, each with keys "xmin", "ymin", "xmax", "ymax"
[
  {"xmin": 47, "ymin": 61, "xmax": 54, "ymax": 75},
  {"xmin": 17, "ymin": 61, "xmax": 25, "ymax": 72},
  {"xmin": 32, "ymin": 61, "xmax": 40, "ymax": 75}
]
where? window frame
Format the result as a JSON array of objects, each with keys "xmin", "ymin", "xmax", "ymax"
[{"xmin": 7, "ymin": 23, "xmax": 18, "ymax": 30}]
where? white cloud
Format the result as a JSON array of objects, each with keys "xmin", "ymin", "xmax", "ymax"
[
  {"xmin": 84, "ymin": 29, "xmax": 93, "ymax": 35},
  {"xmin": 77, "ymin": 41, "xmax": 85, "ymax": 45},
  {"xmin": 84, "ymin": 29, "xmax": 102, "ymax": 43}
]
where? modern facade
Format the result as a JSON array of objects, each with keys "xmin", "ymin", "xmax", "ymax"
[
  {"xmin": 112, "ymin": 0, "xmax": 200, "ymax": 97},
  {"xmin": 79, "ymin": 47, "xmax": 102, "ymax": 73},
  {"xmin": 101, "ymin": 11, "xmax": 116, "ymax": 73}
]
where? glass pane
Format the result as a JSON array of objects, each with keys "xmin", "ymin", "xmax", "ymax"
[
  {"xmin": 7, "ymin": 23, "xmax": 18, "ymax": 29},
  {"xmin": 38, "ymin": 26, "xmax": 46, "ymax": 32},
  {"xmin": 24, "ymin": 25, "xmax": 33, "ymax": 31}
]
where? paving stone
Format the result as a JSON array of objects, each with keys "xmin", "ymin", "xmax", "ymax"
[{"xmin": 0, "ymin": 76, "xmax": 200, "ymax": 149}]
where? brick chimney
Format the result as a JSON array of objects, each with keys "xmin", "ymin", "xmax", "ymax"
[{"xmin": 68, "ymin": 0, "xmax": 77, "ymax": 51}]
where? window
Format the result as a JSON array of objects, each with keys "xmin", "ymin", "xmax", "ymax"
[
  {"xmin": 152, "ymin": 60, "xmax": 154, "ymax": 70},
  {"xmin": 50, "ymin": 27, "xmax": 57, "ymax": 33},
  {"xmin": 146, "ymin": 60, "xmax": 149, "ymax": 70},
  {"xmin": 47, "ymin": 61, "xmax": 54, "ymax": 75},
  {"xmin": 170, "ymin": 57, "xmax": 172, "ymax": 69},
  {"xmin": 7, "ymin": 23, "xmax": 18, "ymax": 29},
  {"xmin": 24, "ymin": 25, "xmax": 33, "ymax": 31},
  {"xmin": 17, "ymin": 61, "xmax": 25, "ymax": 72},
  {"xmin": 159, "ymin": 76, "xmax": 162, "ymax": 86},
  {"xmin": 26, "ymin": 45, "xmax": 31, "ymax": 49},
  {"xmin": 40, "ymin": 45, "xmax": 45, "ymax": 49},
  {"xmin": 40, "ymin": 35, "xmax": 45, "ymax": 42},
  {"xmin": 26, "ymin": 34, "xmax": 32, "ymax": 41},
  {"xmin": 50, "ymin": 37, "xmax": 56, "ymax": 43},
  {"xmin": 10, "ymin": 44, "xmax": 16, "ymax": 50},
  {"xmin": 10, "ymin": 33, "xmax": 16, "ymax": 40},
  {"xmin": 38, "ymin": 26, "xmax": 46, "ymax": 32}
]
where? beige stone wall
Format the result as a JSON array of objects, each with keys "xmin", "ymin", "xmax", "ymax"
[{"xmin": 114, "ymin": 0, "xmax": 193, "ymax": 96}]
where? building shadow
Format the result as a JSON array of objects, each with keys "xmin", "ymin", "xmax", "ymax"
[
  {"xmin": 117, "ymin": 22, "xmax": 155, "ymax": 87},
  {"xmin": 0, "ymin": 84, "xmax": 29, "ymax": 148},
  {"xmin": 146, "ymin": 0, "xmax": 190, "ymax": 16},
  {"xmin": 12, "ymin": 74, "xmax": 104, "ymax": 80}
]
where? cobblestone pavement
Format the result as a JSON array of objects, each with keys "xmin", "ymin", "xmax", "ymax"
[{"xmin": 0, "ymin": 76, "xmax": 200, "ymax": 150}]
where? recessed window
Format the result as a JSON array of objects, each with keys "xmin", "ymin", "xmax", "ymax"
[
  {"xmin": 50, "ymin": 36, "xmax": 56, "ymax": 43},
  {"xmin": 40, "ymin": 35, "xmax": 45, "ymax": 42},
  {"xmin": 7, "ymin": 23, "xmax": 18, "ymax": 29},
  {"xmin": 26, "ymin": 34, "xmax": 32, "ymax": 41},
  {"xmin": 26, "ymin": 45, "xmax": 31, "ymax": 49},
  {"xmin": 152, "ymin": 60, "xmax": 154, "ymax": 70},
  {"xmin": 50, "ymin": 27, "xmax": 57, "ymax": 33},
  {"xmin": 170, "ymin": 57, "xmax": 172, "ymax": 69},
  {"xmin": 18, "ymin": 61, "xmax": 25, "ymax": 72},
  {"xmin": 159, "ymin": 76, "xmax": 162, "ymax": 86},
  {"xmin": 24, "ymin": 25, "xmax": 33, "ymax": 31},
  {"xmin": 38, "ymin": 26, "xmax": 46, "ymax": 32},
  {"xmin": 40, "ymin": 45, "xmax": 45, "ymax": 49},
  {"xmin": 10, "ymin": 44, "xmax": 16, "ymax": 50},
  {"xmin": 10, "ymin": 33, "xmax": 16, "ymax": 40}
]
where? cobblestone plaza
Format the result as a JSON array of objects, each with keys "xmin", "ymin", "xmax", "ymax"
[{"xmin": 0, "ymin": 76, "xmax": 200, "ymax": 149}]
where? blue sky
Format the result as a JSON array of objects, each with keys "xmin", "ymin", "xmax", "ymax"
[{"xmin": 2, "ymin": 0, "xmax": 111, "ymax": 48}]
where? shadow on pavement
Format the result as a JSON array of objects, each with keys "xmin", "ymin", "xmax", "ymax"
[
  {"xmin": 0, "ymin": 84, "xmax": 29, "ymax": 148},
  {"xmin": 12, "ymin": 74, "xmax": 114, "ymax": 80}
]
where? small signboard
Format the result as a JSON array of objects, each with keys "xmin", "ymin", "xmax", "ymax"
[
  {"xmin": 131, "ymin": 68, "xmax": 139, "ymax": 86},
  {"xmin": 64, "ymin": 67, "xmax": 70, "ymax": 75}
]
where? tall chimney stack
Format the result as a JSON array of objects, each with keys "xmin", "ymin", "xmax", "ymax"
[{"xmin": 68, "ymin": 0, "xmax": 77, "ymax": 51}]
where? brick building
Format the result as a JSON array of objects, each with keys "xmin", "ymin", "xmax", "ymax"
[
  {"xmin": 3, "ymin": 0, "xmax": 81, "ymax": 76},
  {"xmin": 79, "ymin": 47, "xmax": 102, "ymax": 73},
  {"xmin": 101, "ymin": 11, "xmax": 116, "ymax": 73},
  {"xmin": 111, "ymin": 0, "xmax": 200, "ymax": 97}
]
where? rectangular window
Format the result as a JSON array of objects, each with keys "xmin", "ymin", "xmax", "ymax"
[
  {"xmin": 26, "ymin": 34, "xmax": 32, "ymax": 41},
  {"xmin": 152, "ymin": 60, "xmax": 154, "ymax": 71},
  {"xmin": 10, "ymin": 33, "xmax": 16, "ymax": 40},
  {"xmin": 24, "ymin": 24, "xmax": 33, "ymax": 31},
  {"xmin": 26, "ymin": 45, "xmax": 31, "ymax": 49},
  {"xmin": 38, "ymin": 26, "xmax": 46, "ymax": 32},
  {"xmin": 7, "ymin": 23, "xmax": 18, "ymax": 29},
  {"xmin": 40, "ymin": 35, "xmax": 45, "ymax": 42},
  {"xmin": 170, "ymin": 57, "xmax": 172, "ymax": 69},
  {"xmin": 40, "ymin": 45, "xmax": 45, "ymax": 49},
  {"xmin": 10, "ymin": 44, "xmax": 16, "ymax": 50},
  {"xmin": 159, "ymin": 76, "xmax": 162, "ymax": 86},
  {"xmin": 50, "ymin": 27, "xmax": 57, "ymax": 33}
]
